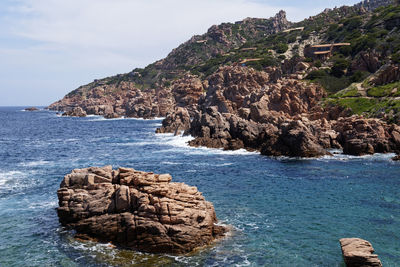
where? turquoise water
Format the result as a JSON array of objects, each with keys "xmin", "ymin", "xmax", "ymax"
[{"xmin": 0, "ymin": 106, "xmax": 399, "ymax": 266}]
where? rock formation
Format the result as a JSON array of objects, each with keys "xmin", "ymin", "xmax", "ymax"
[
  {"xmin": 57, "ymin": 166, "xmax": 226, "ymax": 254},
  {"xmin": 49, "ymin": 81, "xmax": 175, "ymax": 119},
  {"xmin": 62, "ymin": 107, "xmax": 87, "ymax": 117},
  {"xmin": 340, "ymin": 238, "xmax": 382, "ymax": 267},
  {"xmin": 371, "ymin": 64, "xmax": 400, "ymax": 86},
  {"xmin": 24, "ymin": 107, "xmax": 39, "ymax": 111},
  {"xmin": 155, "ymin": 107, "xmax": 191, "ymax": 135},
  {"xmin": 333, "ymin": 116, "xmax": 400, "ymax": 155},
  {"xmin": 157, "ymin": 65, "xmax": 400, "ymax": 157}
]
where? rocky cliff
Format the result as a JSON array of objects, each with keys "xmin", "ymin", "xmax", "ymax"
[{"xmin": 57, "ymin": 166, "xmax": 226, "ymax": 254}]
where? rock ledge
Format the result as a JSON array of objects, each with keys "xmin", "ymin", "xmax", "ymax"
[{"xmin": 57, "ymin": 166, "xmax": 226, "ymax": 254}]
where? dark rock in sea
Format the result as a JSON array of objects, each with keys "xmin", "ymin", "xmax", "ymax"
[
  {"xmin": 57, "ymin": 166, "xmax": 226, "ymax": 254},
  {"xmin": 24, "ymin": 107, "xmax": 39, "ymax": 111},
  {"xmin": 393, "ymin": 154, "xmax": 400, "ymax": 161},
  {"xmin": 155, "ymin": 107, "xmax": 191, "ymax": 135},
  {"xmin": 62, "ymin": 107, "xmax": 87, "ymax": 117},
  {"xmin": 340, "ymin": 238, "xmax": 382, "ymax": 267}
]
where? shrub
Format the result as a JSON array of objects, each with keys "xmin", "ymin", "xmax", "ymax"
[
  {"xmin": 306, "ymin": 69, "xmax": 327, "ymax": 80},
  {"xmin": 274, "ymin": 43, "xmax": 289, "ymax": 54},
  {"xmin": 392, "ymin": 52, "xmax": 400, "ymax": 64},
  {"xmin": 331, "ymin": 59, "xmax": 350, "ymax": 78}
]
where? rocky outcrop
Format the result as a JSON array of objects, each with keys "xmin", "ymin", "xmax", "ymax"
[
  {"xmin": 62, "ymin": 107, "xmax": 87, "ymax": 117},
  {"xmin": 49, "ymin": 81, "xmax": 175, "ymax": 119},
  {"xmin": 371, "ymin": 64, "xmax": 400, "ymax": 86},
  {"xmin": 156, "ymin": 107, "xmax": 191, "ymax": 135},
  {"xmin": 333, "ymin": 116, "xmax": 400, "ymax": 155},
  {"xmin": 340, "ymin": 238, "xmax": 382, "ymax": 267},
  {"xmin": 177, "ymin": 66, "xmax": 330, "ymax": 157},
  {"xmin": 351, "ymin": 51, "xmax": 381, "ymax": 73},
  {"xmin": 171, "ymin": 75, "xmax": 205, "ymax": 115},
  {"xmin": 24, "ymin": 107, "xmax": 39, "ymax": 111},
  {"xmin": 57, "ymin": 166, "xmax": 226, "ymax": 254},
  {"xmin": 157, "ymin": 65, "xmax": 400, "ymax": 158}
]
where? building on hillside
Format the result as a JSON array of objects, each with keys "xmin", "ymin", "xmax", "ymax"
[{"xmin": 304, "ymin": 43, "xmax": 351, "ymax": 59}]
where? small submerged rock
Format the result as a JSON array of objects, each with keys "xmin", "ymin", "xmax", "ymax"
[
  {"xmin": 340, "ymin": 238, "xmax": 382, "ymax": 267},
  {"xmin": 24, "ymin": 107, "xmax": 39, "ymax": 111},
  {"xmin": 57, "ymin": 166, "xmax": 226, "ymax": 254}
]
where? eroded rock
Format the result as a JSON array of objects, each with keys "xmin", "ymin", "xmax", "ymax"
[
  {"xmin": 57, "ymin": 166, "xmax": 226, "ymax": 254},
  {"xmin": 340, "ymin": 238, "xmax": 382, "ymax": 267}
]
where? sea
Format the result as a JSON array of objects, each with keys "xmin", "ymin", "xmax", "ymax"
[{"xmin": 0, "ymin": 106, "xmax": 399, "ymax": 267}]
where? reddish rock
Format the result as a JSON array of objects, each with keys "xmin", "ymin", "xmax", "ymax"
[
  {"xmin": 57, "ymin": 166, "xmax": 226, "ymax": 254},
  {"xmin": 340, "ymin": 238, "xmax": 382, "ymax": 267},
  {"xmin": 333, "ymin": 116, "xmax": 397, "ymax": 155}
]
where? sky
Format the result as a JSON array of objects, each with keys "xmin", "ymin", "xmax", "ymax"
[{"xmin": 0, "ymin": 0, "xmax": 361, "ymax": 106}]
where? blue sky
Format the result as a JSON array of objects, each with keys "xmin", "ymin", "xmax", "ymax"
[{"xmin": 0, "ymin": 0, "xmax": 360, "ymax": 106}]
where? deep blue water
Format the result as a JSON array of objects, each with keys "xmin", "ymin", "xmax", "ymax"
[{"xmin": 0, "ymin": 106, "xmax": 399, "ymax": 267}]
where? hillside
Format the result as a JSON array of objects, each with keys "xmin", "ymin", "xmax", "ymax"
[{"xmin": 48, "ymin": 0, "xmax": 400, "ymax": 158}]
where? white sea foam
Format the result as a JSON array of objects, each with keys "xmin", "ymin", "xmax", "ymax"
[
  {"xmin": 0, "ymin": 171, "xmax": 25, "ymax": 186},
  {"xmin": 83, "ymin": 115, "xmax": 164, "ymax": 122},
  {"xmin": 27, "ymin": 200, "xmax": 57, "ymax": 210},
  {"xmin": 20, "ymin": 160, "xmax": 50, "ymax": 167},
  {"xmin": 161, "ymin": 161, "xmax": 181, "ymax": 165},
  {"xmin": 320, "ymin": 151, "xmax": 396, "ymax": 162},
  {"xmin": 275, "ymin": 150, "xmax": 397, "ymax": 162},
  {"xmin": 154, "ymin": 133, "xmax": 259, "ymax": 156}
]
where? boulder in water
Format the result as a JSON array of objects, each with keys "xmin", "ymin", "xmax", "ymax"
[{"xmin": 57, "ymin": 166, "xmax": 226, "ymax": 254}]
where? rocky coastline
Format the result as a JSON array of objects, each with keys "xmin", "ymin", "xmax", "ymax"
[
  {"xmin": 48, "ymin": 3, "xmax": 400, "ymax": 160},
  {"xmin": 57, "ymin": 166, "xmax": 226, "ymax": 254},
  {"xmin": 156, "ymin": 66, "xmax": 400, "ymax": 158}
]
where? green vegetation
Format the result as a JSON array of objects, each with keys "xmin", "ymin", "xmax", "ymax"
[
  {"xmin": 326, "ymin": 97, "xmax": 378, "ymax": 114},
  {"xmin": 332, "ymin": 85, "xmax": 361, "ymax": 98},
  {"xmin": 274, "ymin": 43, "xmax": 289, "ymax": 54},
  {"xmin": 367, "ymin": 82, "xmax": 400, "ymax": 97}
]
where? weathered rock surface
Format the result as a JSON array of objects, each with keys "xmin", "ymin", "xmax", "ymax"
[
  {"xmin": 156, "ymin": 107, "xmax": 191, "ymax": 135},
  {"xmin": 351, "ymin": 51, "xmax": 381, "ymax": 73},
  {"xmin": 333, "ymin": 116, "xmax": 400, "ymax": 156},
  {"xmin": 57, "ymin": 166, "xmax": 226, "ymax": 254},
  {"xmin": 62, "ymin": 107, "xmax": 87, "ymax": 117},
  {"xmin": 372, "ymin": 64, "xmax": 400, "ymax": 86},
  {"xmin": 49, "ymin": 81, "xmax": 175, "ymax": 119},
  {"xmin": 340, "ymin": 238, "xmax": 382, "ymax": 267}
]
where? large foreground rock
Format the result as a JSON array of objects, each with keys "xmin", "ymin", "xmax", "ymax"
[
  {"xmin": 340, "ymin": 238, "xmax": 382, "ymax": 267},
  {"xmin": 57, "ymin": 166, "xmax": 226, "ymax": 254}
]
